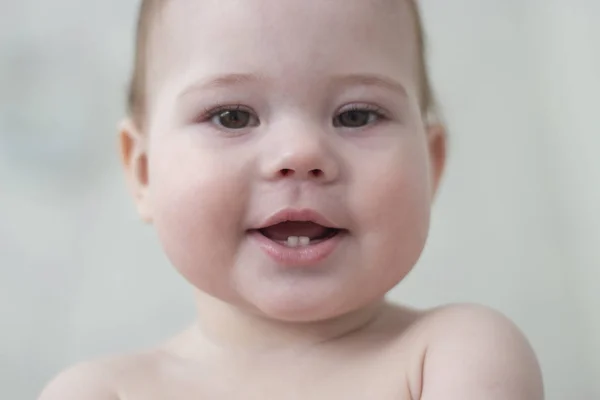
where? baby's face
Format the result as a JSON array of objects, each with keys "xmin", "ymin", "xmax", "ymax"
[{"xmin": 126, "ymin": 0, "xmax": 445, "ymax": 321}]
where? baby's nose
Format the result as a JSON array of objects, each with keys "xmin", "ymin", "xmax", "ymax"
[{"xmin": 260, "ymin": 125, "xmax": 340, "ymax": 183}]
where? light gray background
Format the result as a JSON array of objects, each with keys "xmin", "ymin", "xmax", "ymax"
[{"xmin": 1, "ymin": 1, "xmax": 598, "ymax": 399}]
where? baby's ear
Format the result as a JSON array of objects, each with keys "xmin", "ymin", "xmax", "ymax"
[
  {"xmin": 118, "ymin": 118, "xmax": 153, "ymax": 223},
  {"xmin": 426, "ymin": 123, "xmax": 447, "ymax": 199}
]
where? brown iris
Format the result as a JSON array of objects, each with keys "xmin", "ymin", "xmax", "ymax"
[
  {"xmin": 217, "ymin": 109, "xmax": 252, "ymax": 129},
  {"xmin": 336, "ymin": 110, "xmax": 373, "ymax": 128}
]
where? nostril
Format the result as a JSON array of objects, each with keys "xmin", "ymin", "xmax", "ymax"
[
  {"xmin": 310, "ymin": 169, "xmax": 324, "ymax": 178},
  {"xmin": 277, "ymin": 168, "xmax": 324, "ymax": 179}
]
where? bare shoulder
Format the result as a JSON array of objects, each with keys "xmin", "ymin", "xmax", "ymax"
[
  {"xmin": 412, "ymin": 303, "xmax": 544, "ymax": 400},
  {"xmin": 38, "ymin": 357, "xmax": 120, "ymax": 400},
  {"xmin": 37, "ymin": 351, "xmax": 157, "ymax": 400}
]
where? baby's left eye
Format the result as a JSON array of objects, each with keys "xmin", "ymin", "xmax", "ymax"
[{"xmin": 334, "ymin": 108, "xmax": 383, "ymax": 128}]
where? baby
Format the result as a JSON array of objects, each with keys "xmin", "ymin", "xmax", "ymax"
[{"xmin": 40, "ymin": 0, "xmax": 544, "ymax": 399}]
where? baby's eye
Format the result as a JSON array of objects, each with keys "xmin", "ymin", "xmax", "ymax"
[
  {"xmin": 334, "ymin": 107, "xmax": 384, "ymax": 128},
  {"xmin": 207, "ymin": 107, "xmax": 259, "ymax": 130}
]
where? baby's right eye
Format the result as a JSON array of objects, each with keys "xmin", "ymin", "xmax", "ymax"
[{"xmin": 205, "ymin": 106, "xmax": 260, "ymax": 130}]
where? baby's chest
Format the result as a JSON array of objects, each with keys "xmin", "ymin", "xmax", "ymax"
[{"xmin": 121, "ymin": 352, "xmax": 416, "ymax": 400}]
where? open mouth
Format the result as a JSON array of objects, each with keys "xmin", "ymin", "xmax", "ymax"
[{"xmin": 257, "ymin": 221, "xmax": 342, "ymax": 248}]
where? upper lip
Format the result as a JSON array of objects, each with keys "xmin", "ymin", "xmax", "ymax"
[{"xmin": 256, "ymin": 208, "xmax": 341, "ymax": 230}]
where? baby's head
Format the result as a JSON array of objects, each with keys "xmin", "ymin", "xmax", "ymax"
[{"xmin": 120, "ymin": 0, "xmax": 446, "ymax": 322}]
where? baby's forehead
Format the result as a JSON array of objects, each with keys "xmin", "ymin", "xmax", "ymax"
[
  {"xmin": 155, "ymin": 0, "xmax": 408, "ymax": 16},
  {"xmin": 151, "ymin": 0, "xmax": 415, "ymax": 69},
  {"xmin": 127, "ymin": 0, "xmax": 432, "ymax": 130},
  {"xmin": 151, "ymin": 0, "xmax": 413, "ymax": 42},
  {"xmin": 144, "ymin": 0, "xmax": 420, "ymax": 108}
]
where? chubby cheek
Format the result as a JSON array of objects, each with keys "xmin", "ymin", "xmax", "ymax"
[
  {"xmin": 354, "ymin": 140, "xmax": 432, "ymax": 286},
  {"xmin": 146, "ymin": 140, "xmax": 250, "ymax": 296}
]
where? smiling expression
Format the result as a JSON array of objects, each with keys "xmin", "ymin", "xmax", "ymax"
[{"xmin": 120, "ymin": 0, "xmax": 446, "ymax": 322}]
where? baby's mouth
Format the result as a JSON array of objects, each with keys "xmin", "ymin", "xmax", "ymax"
[{"xmin": 257, "ymin": 221, "xmax": 341, "ymax": 248}]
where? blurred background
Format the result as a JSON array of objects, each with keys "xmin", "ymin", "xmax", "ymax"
[{"xmin": 1, "ymin": 0, "xmax": 598, "ymax": 398}]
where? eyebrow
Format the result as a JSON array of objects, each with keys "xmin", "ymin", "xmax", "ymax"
[
  {"xmin": 177, "ymin": 72, "xmax": 408, "ymax": 99},
  {"xmin": 177, "ymin": 73, "xmax": 264, "ymax": 100},
  {"xmin": 330, "ymin": 73, "xmax": 409, "ymax": 98}
]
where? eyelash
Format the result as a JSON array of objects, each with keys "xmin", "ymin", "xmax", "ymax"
[
  {"xmin": 337, "ymin": 104, "xmax": 387, "ymax": 122},
  {"xmin": 199, "ymin": 104, "xmax": 249, "ymax": 121},
  {"xmin": 197, "ymin": 103, "xmax": 389, "ymax": 127}
]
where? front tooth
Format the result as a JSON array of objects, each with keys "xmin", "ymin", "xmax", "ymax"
[
  {"xmin": 286, "ymin": 236, "xmax": 300, "ymax": 247},
  {"xmin": 299, "ymin": 236, "xmax": 310, "ymax": 246}
]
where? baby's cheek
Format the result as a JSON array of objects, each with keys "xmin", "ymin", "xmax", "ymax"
[
  {"xmin": 365, "ymin": 147, "xmax": 430, "ymax": 222},
  {"xmin": 148, "ymin": 152, "xmax": 250, "ymax": 289},
  {"xmin": 357, "ymin": 154, "xmax": 432, "ymax": 271}
]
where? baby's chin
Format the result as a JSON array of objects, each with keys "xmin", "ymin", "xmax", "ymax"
[
  {"xmin": 251, "ymin": 297, "xmax": 356, "ymax": 324},
  {"xmin": 233, "ymin": 266, "xmax": 413, "ymax": 324},
  {"xmin": 234, "ymin": 281, "xmax": 389, "ymax": 324}
]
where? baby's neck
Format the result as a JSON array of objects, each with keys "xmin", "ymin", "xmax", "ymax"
[{"xmin": 187, "ymin": 292, "xmax": 387, "ymax": 355}]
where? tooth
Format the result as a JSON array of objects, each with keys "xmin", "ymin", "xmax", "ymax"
[
  {"xmin": 286, "ymin": 236, "xmax": 300, "ymax": 247},
  {"xmin": 299, "ymin": 236, "xmax": 310, "ymax": 246}
]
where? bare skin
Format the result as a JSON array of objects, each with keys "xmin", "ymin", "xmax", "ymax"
[
  {"xmin": 39, "ymin": 303, "xmax": 543, "ymax": 399},
  {"xmin": 38, "ymin": 0, "xmax": 544, "ymax": 398},
  {"xmin": 112, "ymin": 303, "xmax": 425, "ymax": 400}
]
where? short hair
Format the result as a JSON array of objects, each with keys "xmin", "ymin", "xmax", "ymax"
[{"xmin": 126, "ymin": 0, "xmax": 437, "ymax": 129}]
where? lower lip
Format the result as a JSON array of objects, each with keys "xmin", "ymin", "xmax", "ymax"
[{"xmin": 248, "ymin": 230, "xmax": 344, "ymax": 267}]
